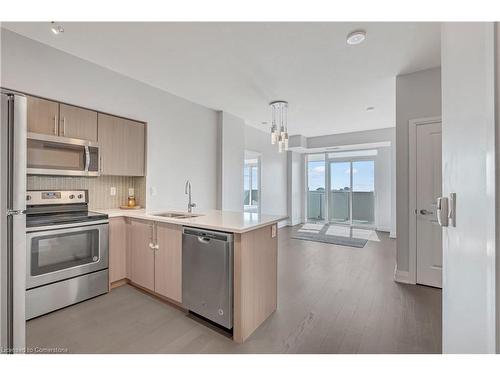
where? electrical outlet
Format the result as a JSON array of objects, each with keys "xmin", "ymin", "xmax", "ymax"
[
  {"xmin": 128, "ymin": 188, "xmax": 135, "ymax": 196},
  {"xmin": 150, "ymin": 187, "xmax": 157, "ymax": 196},
  {"xmin": 110, "ymin": 187, "xmax": 116, "ymax": 196},
  {"xmin": 271, "ymin": 224, "xmax": 277, "ymax": 238}
]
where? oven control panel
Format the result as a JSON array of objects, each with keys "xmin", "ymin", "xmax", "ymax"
[{"xmin": 26, "ymin": 190, "xmax": 88, "ymax": 205}]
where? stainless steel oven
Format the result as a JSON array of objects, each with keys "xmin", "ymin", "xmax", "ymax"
[
  {"xmin": 26, "ymin": 221, "xmax": 108, "ymax": 289},
  {"xmin": 27, "ymin": 132, "xmax": 100, "ymax": 176},
  {"xmin": 25, "ymin": 190, "xmax": 109, "ymax": 319}
]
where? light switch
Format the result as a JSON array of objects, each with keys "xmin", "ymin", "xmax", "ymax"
[
  {"xmin": 110, "ymin": 187, "xmax": 116, "ymax": 196},
  {"xmin": 150, "ymin": 186, "xmax": 157, "ymax": 196}
]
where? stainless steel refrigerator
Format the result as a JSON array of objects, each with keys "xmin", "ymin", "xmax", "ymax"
[{"xmin": 0, "ymin": 90, "xmax": 26, "ymax": 353}]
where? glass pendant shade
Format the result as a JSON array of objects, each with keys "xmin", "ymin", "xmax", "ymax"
[
  {"xmin": 271, "ymin": 126, "xmax": 277, "ymax": 144},
  {"xmin": 269, "ymin": 100, "xmax": 289, "ymax": 152}
]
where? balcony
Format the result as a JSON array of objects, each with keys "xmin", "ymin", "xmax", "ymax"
[{"xmin": 307, "ymin": 190, "xmax": 375, "ymax": 225}]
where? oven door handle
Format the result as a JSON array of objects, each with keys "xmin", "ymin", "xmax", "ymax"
[{"xmin": 84, "ymin": 146, "xmax": 90, "ymax": 172}]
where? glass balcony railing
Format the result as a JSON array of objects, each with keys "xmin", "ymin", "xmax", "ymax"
[
  {"xmin": 307, "ymin": 190, "xmax": 375, "ymax": 225},
  {"xmin": 307, "ymin": 190, "xmax": 326, "ymax": 221}
]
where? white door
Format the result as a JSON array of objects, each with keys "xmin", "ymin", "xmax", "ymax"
[
  {"xmin": 441, "ymin": 22, "xmax": 496, "ymax": 354},
  {"xmin": 416, "ymin": 121, "xmax": 442, "ymax": 288}
]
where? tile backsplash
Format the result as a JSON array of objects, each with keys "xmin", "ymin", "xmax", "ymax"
[{"xmin": 27, "ymin": 175, "xmax": 146, "ymax": 209}]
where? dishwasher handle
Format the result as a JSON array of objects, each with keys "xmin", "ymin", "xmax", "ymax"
[{"xmin": 198, "ymin": 236, "xmax": 211, "ymax": 244}]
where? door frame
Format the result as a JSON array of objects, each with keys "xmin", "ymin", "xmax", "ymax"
[{"xmin": 408, "ymin": 116, "xmax": 442, "ymax": 285}]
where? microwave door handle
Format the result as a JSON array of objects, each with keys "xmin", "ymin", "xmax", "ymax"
[{"xmin": 84, "ymin": 146, "xmax": 90, "ymax": 172}]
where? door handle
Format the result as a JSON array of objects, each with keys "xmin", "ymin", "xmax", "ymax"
[
  {"xmin": 198, "ymin": 237, "xmax": 211, "ymax": 244},
  {"xmin": 84, "ymin": 146, "xmax": 90, "ymax": 171},
  {"xmin": 436, "ymin": 197, "xmax": 449, "ymax": 227}
]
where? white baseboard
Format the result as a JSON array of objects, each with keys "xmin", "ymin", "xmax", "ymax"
[
  {"xmin": 277, "ymin": 220, "xmax": 288, "ymax": 229},
  {"xmin": 393, "ymin": 264, "xmax": 412, "ymax": 284},
  {"xmin": 287, "ymin": 218, "xmax": 303, "ymax": 227},
  {"xmin": 376, "ymin": 226, "xmax": 391, "ymax": 233}
]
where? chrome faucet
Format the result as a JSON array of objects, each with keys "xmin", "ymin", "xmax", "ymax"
[{"xmin": 185, "ymin": 180, "xmax": 196, "ymax": 213}]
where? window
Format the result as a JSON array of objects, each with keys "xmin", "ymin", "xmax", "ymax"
[{"xmin": 244, "ymin": 158, "xmax": 260, "ymax": 213}]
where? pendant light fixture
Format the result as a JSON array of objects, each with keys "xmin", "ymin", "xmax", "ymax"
[{"xmin": 269, "ymin": 100, "xmax": 289, "ymax": 152}]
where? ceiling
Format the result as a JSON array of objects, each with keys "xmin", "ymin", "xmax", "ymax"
[{"xmin": 2, "ymin": 22, "xmax": 441, "ymax": 137}]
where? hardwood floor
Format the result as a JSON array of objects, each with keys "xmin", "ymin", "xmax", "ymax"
[{"xmin": 26, "ymin": 227, "xmax": 442, "ymax": 354}]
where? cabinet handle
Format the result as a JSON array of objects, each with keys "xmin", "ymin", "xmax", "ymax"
[
  {"xmin": 100, "ymin": 156, "xmax": 103, "ymax": 173},
  {"xmin": 54, "ymin": 115, "xmax": 58, "ymax": 134},
  {"xmin": 62, "ymin": 117, "xmax": 66, "ymax": 136}
]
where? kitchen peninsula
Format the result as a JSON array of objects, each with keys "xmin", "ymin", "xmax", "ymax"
[{"xmin": 97, "ymin": 208, "xmax": 287, "ymax": 343}]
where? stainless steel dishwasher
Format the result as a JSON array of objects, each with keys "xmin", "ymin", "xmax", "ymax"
[{"xmin": 182, "ymin": 227, "xmax": 234, "ymax": 329}]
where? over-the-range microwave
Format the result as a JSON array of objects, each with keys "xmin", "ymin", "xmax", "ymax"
[{"xmin": 27, "ymin": 132, "xmax": 100, "ymax": 176}]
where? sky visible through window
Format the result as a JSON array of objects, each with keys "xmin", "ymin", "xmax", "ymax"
[{"xmin": 308, "ymin": 160, "xmax": 374, "ymax": 192}]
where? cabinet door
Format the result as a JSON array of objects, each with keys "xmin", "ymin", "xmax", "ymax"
[
  {"xmin": 98, "ymin": 113, "xmax": 145, "ymax": 176},
  {"xmin": 109, "ymin": 217, "xmax": 127, "ymax": 284},
  {"xmin": 123, "ymin": 118, "xmax": 145, "ymax": 176},
  {"xmin": 59, "ymin": 103, "xmax": 98, "ymax": 141},
  {"xmin": 155, "ymin": 223, "xmax": 182, "ymax": 303},
  {"xmin": 27, "ymin": 96, "xmax": 59, "ymax": 136},
  {"xmin": 128, "ymin": 219, "xmax": 155, "ymax": 291}
]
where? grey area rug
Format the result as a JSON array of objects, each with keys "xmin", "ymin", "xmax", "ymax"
[{"xmin": 291, "ymin": 223, "xmax": 370, "ymax": 248}]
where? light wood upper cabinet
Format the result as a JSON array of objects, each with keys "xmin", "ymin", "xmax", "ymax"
[
  {"xmin": 155, "ymin": 223, "xmax": 182, "ymax": 303},
  {"xmin": 109, "ymin": 217, "xmax": 128, "ymax": 284},
  {"xmin": 98, "ymin": 113, "xmax": 145, "ymax": 176},
  {"xmin": 27, "ymin": 96, "xmax": 59, "ymax": 136},
  {"xmin": 128, "ymin": 219, "xmax": 155, "ymax": 291},
  {"xmin": 59, "ymin": 103, "xmax": 98, "ymax": 141}
]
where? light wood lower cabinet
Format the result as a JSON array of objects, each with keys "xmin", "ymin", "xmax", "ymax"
[
  {"xmin": 108, "ymin": 217, "xmax": 128, "ymax": 283},
  {"xmin": 109, "ymin": 218, "xmax": 182, "ymax": 302},
  {"xmin": 154, "ymin": 223, "xmax": 182, "ymax": 303},
  {"xmin": 128, "ymin": 219, "xmax": 155, "ymax": 291},
  {"xmin": 107, "ymin": 218, "xmax": 279, "ymax": 343}
]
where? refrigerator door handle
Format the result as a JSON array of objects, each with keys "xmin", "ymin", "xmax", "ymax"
[{"xmin": 8, "ymin": 95, "xmax": 27, "ymax": 211}]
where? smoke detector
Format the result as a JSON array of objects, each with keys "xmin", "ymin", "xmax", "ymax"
[{"xmin": 346, "ymin": 30, "xmax": 366, "ymax": 45}]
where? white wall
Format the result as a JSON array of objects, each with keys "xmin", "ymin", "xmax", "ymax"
[
  {"xmin": 375, "ymin": 146, "xmax": 392, "ymax": 232},
  {"xmin": 441, "ymin": 22, "xmax": 497, "ymax": 354},
  {"xmin": 395, "ymin": 67, "xmax": 441, "ymax": 272},
  {"xmin": 0, "ymin": 29, "xmax": 219, "ymax": 212},
  {"xmin": 217, "ymin": 111, "xmax": 245, "ymax": 212},
  {"xmin": 245, "ymin": 125, "xmax": 288, "ymax": 217}
]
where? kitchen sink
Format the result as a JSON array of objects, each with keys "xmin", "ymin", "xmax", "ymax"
[{"xmin": 155, "ymin": 212, "xmax": 203, "ymax": 219}]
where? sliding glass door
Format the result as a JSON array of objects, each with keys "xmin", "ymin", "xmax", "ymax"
[
  {"xmin": 306, "ymin": 152, "xmax": 375, "ymax": 226},
  {"xmin": 306, "ymin": 154, "xmax": 326, "ymax": 221},
  {"xmin": 329, "ymin": 162, "xmax": 350, "ymax": 223},
  {"xmin": 351, "ymin": 160, "xmax": 375, "ymax": 225}
]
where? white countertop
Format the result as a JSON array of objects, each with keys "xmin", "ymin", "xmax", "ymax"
[{"xmin": 95, "ymin": 208, "xmax": 287, "ymax": 234}]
